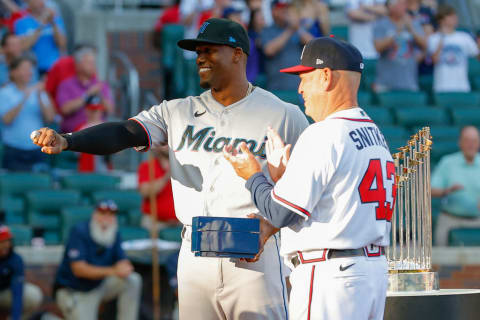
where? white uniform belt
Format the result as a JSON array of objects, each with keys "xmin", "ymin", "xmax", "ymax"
[{"xmin": 291, "ymin": 245, "xmax": 385, "ymax": 267}]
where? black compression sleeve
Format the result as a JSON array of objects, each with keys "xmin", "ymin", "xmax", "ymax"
[{"xmin": 66, "ymin": 120, "xmax": 149, "ymax": 155}]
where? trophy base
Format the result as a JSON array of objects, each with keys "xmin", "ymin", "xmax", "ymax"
[{"xmin": 387, "ymin": 271, "xmax": 439, "ymax": 292}]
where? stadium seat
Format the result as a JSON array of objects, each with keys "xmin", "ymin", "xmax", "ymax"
[
  {"xmin": 9, "ymin": 225, "xmax": 32, "ymax": 246},
  {"xmin": 450, "ymin": 108, "xmax": 480, "ymax": 127},
  {"xmin": 468, "ymin": 57, "xmax": 480, "ymax": 78},
  {"xmin": 448, "ymin": 228, "xmax": 480, "ymax": 246},
  {"xmin": 0, "ymin": 173, "xmax": 52, "ymax": 198},
  {"xmin": 330, "ymin": 25, "xmax": 348, "ymax": 41},
  {"xmin": 183, "ymin": 58, "xmax": 203, "ymax": 97},
  {"xmin": 61, "ymin": 174, "xmax": 121, "ymax": 202},
  {"xmin": 433, "ymin": 92, "xmax": 480, "ymax": 109},
  {"xmin": 50, "ymin": 151, "xmax": 78, "ymax": 170},
  {"xmin": 92, "ymin": 191, "xmax": 141, "ymax": 225},
  {"xmin": 119, "ymin": 226, "xmax": 149, "ymax": 241},
  {"xmin": 161, "ymin": 24, "xmax": 185, "ymax": 72},
  {"xmin": 378, "ymin": 125, "xmax": 409, "ymax": 152},
  {"xmin": 430, "ymin": 140, "xmax": 458, "ymax": 164},
  {"xmin": 272, "ymin": 90, "xmax": 302, "ymax": 106},
  {"xmin": 0, "ymin": 196, "xmax": 25, "ymax": 224},
  {"xmin": 360, "ymin": 59, "xmax": 376, "ymax": 91},
  {"xmin": 362, "ymin": 106, "xmax": 394, "ymax": 125},
  {"xmin": 412, "ymin": 125, "xmax": 460, "ymax": 141},
  {"xmin": 61, "ymin": 206, "xmax": 94, "ymax": 241},
  {"xmin": 377, "ymin": 91, "xmax": 428, "ymax": 108},
  {"xmin": 128, "ymin": 209, "xmax": 143, "ymax": 226},
  {"xmin": 158, "ymin": 225, "xmax": 182, "ymax": 243},
  {"xmin": 395, "ymin": 107, "xmax": 449, "ymax": 128},
  {"xmin": 418, "ymin": 74, "xmax": 433, "ymax": 96},
  {"xmin": 358, "ymin": 91, "xmax": 372, "ymax": 106}
]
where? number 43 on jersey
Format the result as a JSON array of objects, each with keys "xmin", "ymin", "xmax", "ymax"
[{"xmin": 358, "ymin": 159, "xmax": 397, "ymax": 222}]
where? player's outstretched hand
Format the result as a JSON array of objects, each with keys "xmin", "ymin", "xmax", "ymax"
[
  {"xmin": 223, "ymin": 142, "xmax": 262, "ymax": 180},
  {"xmin": 266, "ymin": 127, "xmax": 291, "ymax": 183},
  {"xmin": 241, "ymin": 213, "xmax": 279, "ymax": 263},
  {"xmin": 31, "ymin": 128, "xmax": 68, "ymax": 154}
]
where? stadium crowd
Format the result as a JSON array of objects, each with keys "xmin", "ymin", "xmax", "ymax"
[{"xmin": 1, "ymin": 0, "xmax": 480, "ymax": 318}]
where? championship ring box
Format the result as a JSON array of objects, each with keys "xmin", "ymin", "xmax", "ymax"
[{"xmin": 191, "ymin": 216, "xmax": 260, "ymax": 258}]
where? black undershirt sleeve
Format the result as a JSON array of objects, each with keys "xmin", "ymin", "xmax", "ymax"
[{"xmin": 65, "ymin": 120, "xmax": 149, "ymax": 155}]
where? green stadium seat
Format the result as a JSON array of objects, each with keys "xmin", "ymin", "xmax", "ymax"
[
  {"xmin": 395, "ymin": 107, "xmax": 448, "ymax": 128},
  {"xmin": 419, "ymin": 74, "xmax": 433, "ymax": 95},
  {"xmin": 61, "ymin": 206, "xmax": 94, "ymax": 241},
  {"xmin": 450, "ymin": 108, "xmax": 480, "ymax": 126},
  {"xmin": 362, "ymin": 106, "xmax": 394, "ymax": 125},
  {"xmin": 0, "ymin": 173, "xmax": 52, "ymax": 197},
  {"xmin": 183, "ymin": 58, "xmax": 203, "ymax": 97},
  {"xmin": 128, "ymin": 209, "xmax": 143, "ymax": 226},
  {"xmin": 161, "ymin": 24, "xmax": 185, "ymax": 71},
  {"xmin": 50, "ymin": 152, "xmax": 78, "ymax": 170},
  {"xmin": 387, "ymin": 138, "xmax": 408, "ymax": 153},
  {"xmin": 358, "ymin": 91, "xmax": 372, "ymax": 106},
  {"xmin": 158, "ymin": 225, "xmax": 182, "ymax": 243},
  {"xmin": 92, "ymin": 190, "xmax": 141, "ymax": 212},
  {"xmin": 272, "ymin": 90, "xmax": 302, "ymax": 106},
  {"xmin": 430, "ymin": 140, "xmax": 458, "ymax": 164},
  {"xmin": 379, "ymin": 125, "xmax": 409, "ymax": 139},
  {"xmin": 44, "ymin": 231, "xmax": 61, "ymax": 245},
  {"xmin": 378, "ymin": 91, "xmax": 428, "ymax": 108},
  {"xmin": 448, "ymin": 228, "xmax": 480, "ymax": 246},
  {"xmin": 9, "ymin": 225, "xmax": 32, "ymax": 246},
  {"xmin": 412, "ymin": 125, "xmax": 460, "ymax": 141},
  {"xmin": 470, "ymin": 76, "xmax": 480, "ymax": 91},
  {"xmin": 61, "ymin": 174, "xmax": 121, "ymax": 202},
  {"xmin": 330, "ymin": 25, "xmax": 348, "ymax": 41},
  {"xmin": 468, "ymin": 57, "xmax": 480, "ymax": 78},
  {"xmin": 433, "ymin": 92, "xmax": 480, "ymax": 108},
  {"xmin": 0, "ymin": 196, "xmax": 25, "ymax": 224},
  {"xmin": 119, "ymin": 226, "xmax": 149, "ymax": 241},
  {"xmin": 360, "ymin": 59, "xmax": 376, "ymax": 91}
]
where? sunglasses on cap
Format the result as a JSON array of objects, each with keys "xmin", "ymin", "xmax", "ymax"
[{"xmin": 96, "ymin": 200, "xmax": 118, "ymax": 214}]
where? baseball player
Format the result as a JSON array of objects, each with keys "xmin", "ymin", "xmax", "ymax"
[
  {"xmin": 32, "ymin": 18, "xmax": 309, "ymax": 319},
  {"xmin": 224, "ymin": 37, "xmax": 395, "ymax": 320}
]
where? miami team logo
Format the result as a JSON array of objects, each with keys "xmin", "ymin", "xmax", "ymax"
[{"xmin": 199, "ymin": 22, "xmax": 210, "ymax": 34}]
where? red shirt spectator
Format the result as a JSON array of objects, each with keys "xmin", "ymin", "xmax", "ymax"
[
  {"xmin": 154, "ymin": 4, "xmax": 180, "ymax": 32},
  {"xmin": 45, "ymin": 56, "xmax": 76, "ymax": 111},
  {"xmin": 138, "ymin": 155, "xmax": 176, "ymax": 223}
]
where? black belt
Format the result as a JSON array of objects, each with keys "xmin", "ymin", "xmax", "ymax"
[{"xmin": 291, "ymin": 248, "xmax": 384, "ymax": 268}]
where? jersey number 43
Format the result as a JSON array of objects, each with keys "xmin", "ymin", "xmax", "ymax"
[{"xmin": 358, "ymin": 159, "xmax": 397, "ymax": 222}]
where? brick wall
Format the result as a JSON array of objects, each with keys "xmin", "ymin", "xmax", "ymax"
[
  {"xmin": 434, "ymin": 264, "xmax": 480, "ymax": 289},
  {"xmin": 107, "ymin": 31, "xmax": 163, "ymax": 104}
]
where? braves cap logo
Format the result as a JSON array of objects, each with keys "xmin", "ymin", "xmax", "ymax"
[{"xmin": 199, "ymin": 22, "xmax": 210, "ymax": 34}]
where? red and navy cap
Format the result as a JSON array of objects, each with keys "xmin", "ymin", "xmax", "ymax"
[
  {"xmin": 0, "ymin": 225, "xmax": 12, "ymax": 242},
  {"xmin": 280, "ymin": 37, "xmax": 364, "ymax": 75}
]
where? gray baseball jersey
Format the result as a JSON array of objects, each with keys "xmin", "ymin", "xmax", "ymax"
[{"xmin": 132, "ymin": 86, "xmax": 308, "ymax": 319}]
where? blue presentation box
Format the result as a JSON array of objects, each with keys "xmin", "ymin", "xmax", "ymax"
[{"xmin": 191, "ymin": 216, "xmax": 260, "ymax": 258}]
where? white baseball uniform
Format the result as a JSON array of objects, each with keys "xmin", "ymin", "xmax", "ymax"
[
  {"xmin": 132, "ymin": 85, "xmax": 309, "ymax": 319},
  {"xmin": 273, "ymin": 107, "xmax": 394, "ymax": 320}
]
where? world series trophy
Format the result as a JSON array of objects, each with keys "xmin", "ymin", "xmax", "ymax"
[{"xmin": 387, "ymin": 127, "xmax": 439, "ymax": 292}]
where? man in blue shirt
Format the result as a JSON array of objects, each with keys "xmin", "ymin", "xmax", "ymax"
[
  {"xmin": 14, "ymin": 0, "xmax": 66, "ymax": 74},
  {"xmin": 432, "ymin": 126, "xmax": 480, "ymax": 246},
  {"xmin": 0, "ymin": 225, "xmax": 43, "ymax": 320},
  {"xmin": 55, "ymin": 200, "xmax": 142, "ymax": 320}
]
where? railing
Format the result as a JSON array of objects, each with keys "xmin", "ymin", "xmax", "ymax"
[{"xmin": 107, "ymin": 51, "xmax": 141, "ymax": 171}]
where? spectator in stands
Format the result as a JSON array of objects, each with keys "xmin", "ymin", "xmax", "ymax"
[
  {"xmin": 431, "ymin": 126, "xmax": 480, "ymax": 246},
  {"xmin": 428, "ymin": 5, "xmax": 479, "ymax": 93},
  {"xmin": 152, "ymin": 0, "xmax": 181, "ymax": 51},
  {"xmin": 0, "ymin": 56, "xmax": 54, "ymax": 171},
  {"xmin": 261, "ymin": 0, "xmax": 313, "ymax": 91},
  {"xmin": 14, "ymin": 0, "xmax": 66, "ymax": 75},
  {"xmin": 56, "ymin": 46, "xmax": 114, "ymax": 134},
  {"xmin": 222, "ymin": 6, "xmax": 243, "ymax": 26},
  {"xmin": 54, "ymin": 200, "xmax": 142, "ymax": 320},
  {"xmin": 0, "ymin": 0, "xmax": 27, "ymax": 33},
  {"xmin": 0, "ymin": 225, "xmax": 43, "ymax": 320},
  {"xmin": 0, "ymin": 32, "xmax": 38, "ymax": 87},
  {"xmin": 246, "ymin": 8, "xmax": 265, "ymax": 84},
  {"xmin": 346, "ymin": 0, "xmax": 387, "ymax": 59},
  {"xmin": 292, "ymin": 0, "xmax": 330, "ymax": 38},
  {"xmin": 138, "ymin": 145, "xmax": 178, "ymax": 232},
  {"xmin": 373, "ymin": 0, "xmax": 426, "ymax": 92}
]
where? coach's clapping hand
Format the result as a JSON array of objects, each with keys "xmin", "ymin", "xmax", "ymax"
[
  {"xmin": 223, "ymin": 142, "xmax": 262, "ymax": 180},
  {"xmin": 266, "ymin": 127, "xmax": 291, "ymax": 183},
  {"xmin": 241, "ymin": 213, "xmax": 279, "ymax": 263},
  {"xmin": 31, "ymin": 128, "xmax": 68, "ymax": 154}
]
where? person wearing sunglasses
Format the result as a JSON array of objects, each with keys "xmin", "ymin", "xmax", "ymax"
[{"xmin": 53, "ymin": 199, "xmax": 142, "ymax": 320}]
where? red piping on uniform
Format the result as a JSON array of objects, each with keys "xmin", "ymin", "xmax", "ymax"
[
  {"xmin": 272, "ymin": 189, "xmax": 311, "ymax": 217},
  {"xmin": 307, "ymin": 265, "xmax": 316, "ymax": 320},
  {"xmin": 332, "ymin": 117, "xmax": 374, "ymax": 123},
  {"xmin": 298, "ymin": 250, "xmax": 327, "ymax": 263}
]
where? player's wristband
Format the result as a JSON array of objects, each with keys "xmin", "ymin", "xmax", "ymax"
[{"xmin": 60, "ymin": 133, "xmax": 73, "ymax": 151}]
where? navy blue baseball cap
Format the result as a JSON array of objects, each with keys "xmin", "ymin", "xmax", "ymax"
[
  {"xmin": 280, "ymin": 37, "xmax": 364, "ymax": 74},
  {"xmin": 178, "ymin": 18, "xmax": 250, "ymax": 55}
]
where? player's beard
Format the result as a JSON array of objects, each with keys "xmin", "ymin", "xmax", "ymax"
[{"xmin": 89, "ymin": 218, "xmax": 118, "ymax": 247}]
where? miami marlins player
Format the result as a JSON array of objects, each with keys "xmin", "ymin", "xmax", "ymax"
[
  {"xmin": 224, "ymin": 37, "xmax": 395, "ymax": 320},
  {"xmin": 31, "ymin": 18, "xmax": 308, "ymax": 319}
]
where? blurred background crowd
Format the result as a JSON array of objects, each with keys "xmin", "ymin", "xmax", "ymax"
[{"xmin": 2, "ymin": 0, "xmax": 480, "ymax": 319}]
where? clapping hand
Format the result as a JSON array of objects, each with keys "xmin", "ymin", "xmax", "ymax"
[
  {"xmin": 265, "ymin": 127, "xmax": 291, "ymax": 183},
  {"xmin": 223, "ymin": 142, "xmax": 262, "ymax": 181}
]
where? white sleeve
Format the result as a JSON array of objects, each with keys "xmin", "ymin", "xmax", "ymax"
[
  {"xmin": 427, "ymin": 33, "xmax": 439, "ymax": 55},
  {"xmin": 272, "ymin": 126, "xmax": 332, "ymax": 219},
  {"xmin": 463, "ymin": 33, "xmax": 479, "ymax": 56},
  {"xmin": 130, "ymin": 101, "xmax": 169, "ymax": 152}
]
